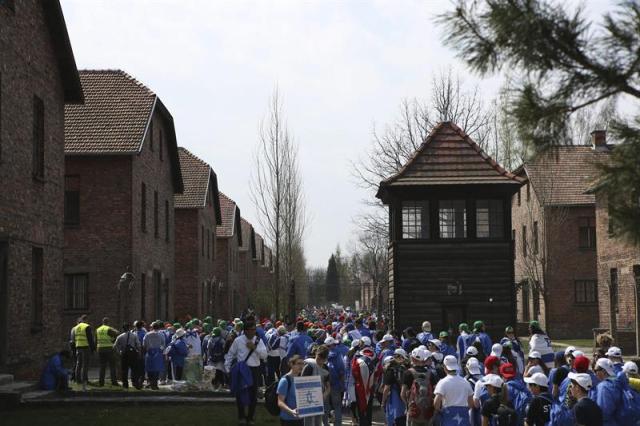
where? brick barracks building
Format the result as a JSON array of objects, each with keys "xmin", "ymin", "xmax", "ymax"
[
  {"xmin": 215, "ymin": 193, "xmax": 242, "ymax": 320},
  {"xmin": 512, "ymin": 145, "xmax": 600, "ymax": 339},
  {"xmin": 174, "ymin": 147, "xmax": 221, "ymax": 320},
  {"xmin": 0, "ymin": 0, "xmax": 83, "ymax": 375},
  {"xmin": 63, "ymin": 70, "xmax": 183, "ymax": 331}
]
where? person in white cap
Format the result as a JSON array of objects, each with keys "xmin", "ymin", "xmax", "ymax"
[
  {"xmin": 525, "ymin": 351, "xmax": 549, "ymax": 377},
  {"xmin": 401, "ymin": 347, "xmax": 436, "ymax": 425},
  {"xmin": 568, "ymin": 372, "xmax": 602, "ymax": 426},
  {"xmin": 524, "ymin": 372, "xmax": 552, "ymax": 426},
  {"xmin": 464, "ymin": 357, "xmax": 483, "ymax": 390},
  {"xmin": 490, "ymin": 343, "xmax": 503, "ymax": 358},
  {"xmin": 623, "ymin": 360, "xmax": 639, "ymax": 378},
  {"xmin": 605, "ymin": 346, "xmax": 624, "ymax": 374},
  {"xmin": 479, "ymin": 374, "xmax": 516, "ymax": 426},
  {"xmin": 433, "ymin": 355, "xmax": 473, "ymax": 426},
  {"xmin": 381, "ymin": 351, "xmax": 408, "ymax": 426},
  {"xmin": 418, "ymin": 321, "xmax": 434, "ymax": 346},
  {"xmin": 594, "ymin": 357, "xmax": 623, "ymax": 425}
]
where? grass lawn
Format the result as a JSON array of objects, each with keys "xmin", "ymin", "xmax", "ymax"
[{"xmin": 4, "ymin": 404, "xmax": 281, "ymax": 426}]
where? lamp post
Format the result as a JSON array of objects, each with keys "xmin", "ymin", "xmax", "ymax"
[{"xmin": 118, "ymin": 269, "xmax": 135, "ymax": 326}]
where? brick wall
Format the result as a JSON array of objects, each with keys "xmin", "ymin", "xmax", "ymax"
[
  {"xmin": 174, "ymin": 190, "xmax": 218, "ymax": 320},
  {"xmin": 595, "ymin": 191, "xmax": 640, "ymax": 350},
  {"xmin": 215, "ymin": 235, "xmax": 240, "ymax": 320},
  {"xmin": 512, "ymin": 179, "xmax": 599, "ymax": 338},
  {"xmin": 0, "ymin": 1, "xmax": 67, "ymax": 374},
  {"xmin": 130, "ymin": 111, "xmax": 178, "ymax": 322},
  {"xmin": 63, "ymin": 156, "xmax": 132, "ymax": 332}
]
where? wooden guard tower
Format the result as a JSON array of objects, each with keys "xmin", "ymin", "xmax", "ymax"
[{"xmin": 376, "ymin": 122, "xmax": 524, "ymax": 338}]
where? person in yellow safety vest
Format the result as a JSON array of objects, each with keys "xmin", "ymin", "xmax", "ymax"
[
  {"xmin": 96, "ymin": 317, "xmax": 120, "ymax": 387},
  {"xmin": 70, "ymin": 314, "xmax": 96, "ymax": 391}
]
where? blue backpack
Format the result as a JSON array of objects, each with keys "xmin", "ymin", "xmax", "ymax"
[
  {"xmin": 617, "ymin": 374, "xmax": 640, "ymax": 425},
  {"xmin": 506, "ymin": 379, "xmax": 531, "ymax": 423}
]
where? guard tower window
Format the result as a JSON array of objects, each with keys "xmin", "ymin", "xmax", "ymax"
[
  {"xmin": 401, "ymin": 201, "xmax": 429, "ymax": 239},
  {"xmin": 439, "ymin": 200, "xmax": 466, "ymax": 238}
]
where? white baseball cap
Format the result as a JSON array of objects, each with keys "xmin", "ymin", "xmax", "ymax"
[
  {"xmin": 466, "ymin": 346, "xmax": 479, "ymax": 356},
  {"xmin": 524, "ymin": 372, "xmax": 549, "ymax": 388},
  {"xmin": 482, "ymin": 373, "xmax": 504, "ymax": 388},
  {"xmin": 382, "ymin": 355, "xmax": 393, "ymax": 367},
  {"xmin": 466, "ymin": 357, "xmax": 482, "ymax": 375},
  {"xmin": 361, "ymin": 336, "xmax": 372, "ymax": 347},
  {"xmin": 568, "ymin": 372, "xmax": 593, "ymax": 390},
  {"xmin": 351, "ymin": 339, "xmax": 361, "ymax": 349},
  {"xmin": 324, "ymin": 337, "xmax": 337, "ymax": 346},
  {"xmin": 564, "ymin": 346, "xmax": 576, "ymax": 356},
  {"xmin": 528, "ymin": 350, "xmax": 541, "ymax": 359},
  {"xmin": 490, "ymin": 343, "xmax": 503, "ymax": 357},
  {"xmin": 381, "ymin": 334, "xmax": 394, "ymax": 343},
  {"xmin": 422, "ymin": 321, "xmax": 432, "ymax": 332},
  {"xmin": 623, "ymin": 361, "xmax": 638, "ymax": 375},
  {"xmin": 428, "ymin": 339, "xmax": 442, "ymax": 350},
  {"xmin": 394, "ymin": 348, "xmax": 408, "ymax": 358},
  {"xmin": 443, "ymin": 355, "xmax": 459, "ymax": 371},
  {"xmin": 411, "ymin": 347, "xmax": 431, "ymax": 362},
  {"xmin": 572, "ymin": 350, "xmax": 585, "ymax": 358},
  {"xmin": 432, "ymin": 351, "xmax": 444, "ymax": 362},
  {"xmin": 527, "ymin": 365, "xmax": 544, "ymax": 376},
  {"xmin": 175, "ymin": 328, "xmax": 186, "ymax": 338},
  {"xmin": 606, "ymin": 346, "xmax": 622, "ymax": 357},
  {"xmin": 595, "ymin": 358, "xmax": 615, "ymax": 376}
]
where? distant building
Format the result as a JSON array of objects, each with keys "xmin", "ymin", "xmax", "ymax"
[
  {"xmin": 377, "ymin": 122, "xmax": 522, "ymax": 338},
  {"xmin": 239, "ymin": 217, "xmax": 257, "ymax": 308},
  {"xmin": 0, "ymin": 0, "xmax": 83, "ymax": 373},
  {"xmin": 215, "ymin": 192, "xmax": 242, "ymax": 319},
  {"xmin": 174, "ymin": 147, "xmax": 221, "ymax": 320},
  {"xmin": 588, "ymin": 130, "xmax": 640, "ymax": 353},
  {"xmin": 512, "ymin": 145, "xmax": 600, "ymax": 338},
  {"xmin": 64, "ymin": 70, "xmax": 183, "ymax": 329}
]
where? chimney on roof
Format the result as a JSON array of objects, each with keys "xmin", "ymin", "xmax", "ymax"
[{"xmin": 591, "ymin": 129, "xmax": 607, "ymax": 151}]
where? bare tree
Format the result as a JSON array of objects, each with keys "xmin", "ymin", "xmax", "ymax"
[{"xmin": 251, "ymin": 88, "xmax": 306, "ymax": 318}]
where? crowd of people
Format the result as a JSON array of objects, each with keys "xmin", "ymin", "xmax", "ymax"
[{"xmin": 38, "ymin": 308, "xmax": 640, "ymax": 426}]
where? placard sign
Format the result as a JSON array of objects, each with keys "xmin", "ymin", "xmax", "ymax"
[{"xmin": 294, "ymin": 375, "xmax": 324, "ymax": 418}]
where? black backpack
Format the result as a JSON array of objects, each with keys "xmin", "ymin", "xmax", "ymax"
[
  {"xmin": 495, "ymin": 403, "xmax": 518, "ymax": 426},
  {"xmin": 265, "ymin": 375, "xmax": 292, "ymax": 416}
]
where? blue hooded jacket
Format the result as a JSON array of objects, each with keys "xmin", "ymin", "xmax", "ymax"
[
  {"xmin": 595, "ymin": 376, "xmax": 623, "ymax": 426},
  {"xmin": 39, "ymin": 353, "xmax": 68, "ymax": 390},
  {"xmin": 328, "ymin": 349, "xmax": 346, "ymax": 392},
  {"xmin": 286, "ymin": 332, "xmax": 313, "ymax": 360},
  {"xmin": 168, "ymin": 338, "xmax": 189, "ymax": 368}
]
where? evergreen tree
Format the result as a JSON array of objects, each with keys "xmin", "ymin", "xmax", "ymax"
[
  {"xmin": 325, "ymin": 254, "xmax": 340, "ymax": 303},
  {"xmin": 437, "ymin": 0, "xmax": 640, "ymax": 244}
]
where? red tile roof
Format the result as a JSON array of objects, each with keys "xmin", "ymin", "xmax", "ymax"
[
  {"xmin": 522, "ymin": 146, "xmax": 599, "ymax": 206},
  {"xmin": 240, "ymin": 218, "xmax": 256, "ymax": 253},
  {"xmin": 379, "ymin": 122, "xmax": 523, "ymax": 192},
  {"xmin": 65, "ymin": 69, "xmax": 183, "ymax": 193},
  {"xmin": 65, "ymin": 70, "xmax": 156, "ymax": 154},
  {"xmin": 217, "ymin": 192, "xmax": 241, "ymax": 242},
  {"xmin": 175, "ymin": 147, "xmax": 214, "ymax": 209}
]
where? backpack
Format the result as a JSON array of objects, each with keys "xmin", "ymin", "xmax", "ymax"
[
  {"xmin": 619, "ymin": 381, "xmax": 640, "ymax": 424},
  {"xmin": 494, "ymin": 402, "xmax": 518, "ymax": 426},
  {"xmin": 265, "ymin": 375, "xmax": 292, "ymax": 416},
  {"xmin": 207, "ymin": 336, "xmax": 224, "ymax": 363},
  {"xmin": 407, "ymin": 368, "xmax": 433, "ymax": 420},
  {"xmin": 267, "ymin": 333, "xmax": 281, "ymax": 351}
]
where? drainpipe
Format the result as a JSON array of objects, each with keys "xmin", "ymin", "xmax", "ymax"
[{"xmin": 634, "ymin": 265, "xmax": 640, "ymax": 356}]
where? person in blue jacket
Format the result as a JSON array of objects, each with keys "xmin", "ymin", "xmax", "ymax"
[
  {"xmin": 457, "ymin": 323, "xmax": 470, "ymax": 359},
  {"xmin": 500, "ymin": 362, "xmax": 531, "ymax": 424},
  {"xmin": 40, "ymin": 350, "xmax": 71, "ymax": 391},
  {"xmin": 285, "ymin": 321, "xmax": 313, "ymax": 362},
  {"xmin": 594, "ymin": 357, "xmax": 623, "ymax": 426},
  {"xmin": 606, "ymin": 346, "xmax": 624, "ymax": 374},
  {"xmin": 355, "ymin": 318, "xmax": 371, "ymax": 338},
  {"xmin": 417, "ymin": 321, "xmax": 434, "ymax": 346},
  {"xmin": 167, "ymin": 328, "xmax": 189, "ymax": 381},
  {"xmin": 438, "ymin": 331, "xmax": 458, "ymax": 359},
  {"xmin": 468, "ymin": 321, "xmax": 492, "ymax": 357},
  {"xmin": 326, "ymin": 337, "xmax": 346, "ymax": 426}
]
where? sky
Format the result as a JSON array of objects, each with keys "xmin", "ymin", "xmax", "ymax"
[{"xmin": 60, "ymin": 0, "xmax": 614, "ymax": 268}]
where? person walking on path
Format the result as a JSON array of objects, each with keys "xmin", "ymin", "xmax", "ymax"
[
  {"xmin": 277, "ymin": 355, "xmax": 305, "ymax": 426},
  {"xmin": 113, "ymin": 322, "xmax": 142, "ymax": 389},
  {"xmin": 96, "ymin": 317, "xmax": 119, "ymax": 387},
  {"xmin": 142, "ymin": 321, "xmax": 166, "ymax": 390},
  {"xmin": 225, "ymin": 320, "xmax": 267, "ymax": 425},
  {"xmin": 433, "ymin": 355, "xmax": 473, "ymax": 426},
  {"xmin": 167, "ymin": 328, "xmax": 189, "ymax": 381},
  {"xmin": 71, "ymin": 314, "xmax": 96, "ymax": 391}
]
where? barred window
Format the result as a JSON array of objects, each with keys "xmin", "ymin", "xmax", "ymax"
[
  {"xmin": 402, "ymin": 201, "xmax": 428, "ymax": 239},
  {"xmin": 439, "ymin": 200, "xmax": 466, "ymax": 239},
  {"xmin": 575, "ymin": 280, "xmax": 597, "ymax": 304},
  {"xmin": 65, "ymin": 274, "xmax": 88, "ymax": 310},
  {"xmin": 476, "ymin": 199, "xmax": 504, "ymax": 238},
  {"xmin": 578, "ymin": 217, "xmax": 596, "ymax": 249}
]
